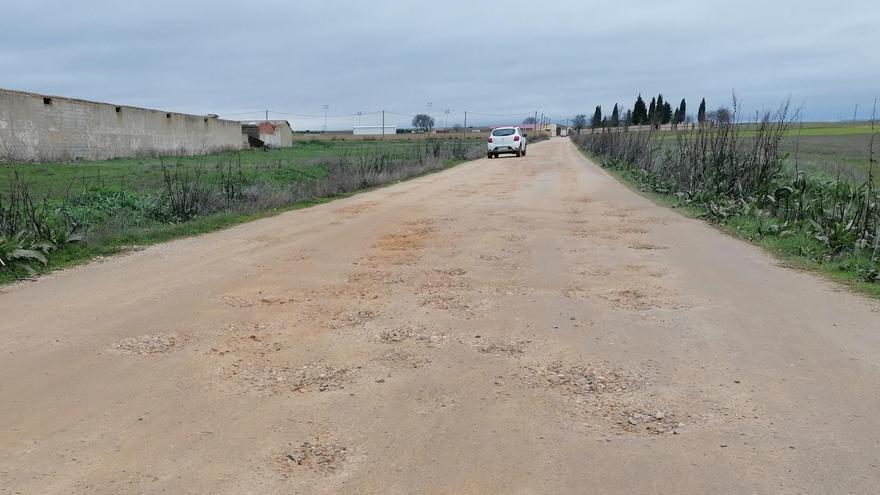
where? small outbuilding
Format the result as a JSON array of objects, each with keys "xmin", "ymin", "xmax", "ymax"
[{"xmin": 242, "ymin": 120, "xmax": 293, "ymax": 148}]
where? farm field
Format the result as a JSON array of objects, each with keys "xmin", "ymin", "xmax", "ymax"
[
  {"xmin": 2, "ymin": 139, "xmax": 879, "ymax": 493},
  {"xmin": 645, "ymin": 122, "xmax": 878, "ymax": 184},
  {"xmin": 0, "ymin": 140, "xmax": 465, "ymax": 197},
  {"xmin": 778, "ymin": 127, "xmax": 877, "ymax": 183},
  {"xmin": 738, "ymin": 122, "xmax": 877, "ymax": 183}
]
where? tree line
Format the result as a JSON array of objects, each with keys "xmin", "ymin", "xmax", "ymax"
[{"xmin": 571, "ymin": 94, "xmax": 717, "ymax": 134}]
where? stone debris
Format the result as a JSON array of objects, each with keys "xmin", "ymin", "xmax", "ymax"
[
  {"xmin": 111, "ymin": 334, "xmax": 187, "ymax": 355},
  {"xmin": 376, "ymin": 326, "xmax": 446, "ymax": 346},
  {"xmin": 476, "ymin": 338, "xmax": 532, "ymax": 356},
  {"xmin": 231, "ymin": 362, "xmax": 354, "ymax": 394},
  {"xmin": 276, "ymin": 441, "xmax": 349, "ymax": 475},
  {"xmin": 533, "ymin": 361, "xmax": 638, "ymax": 396}
]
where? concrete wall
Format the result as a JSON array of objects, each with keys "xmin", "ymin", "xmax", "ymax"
[{"xmin": 0, "ymin": 88, "xmax": 242, "ymax": 162}]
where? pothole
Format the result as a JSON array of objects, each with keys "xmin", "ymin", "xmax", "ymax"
[
  {"xmin": 476, "ymin": 338, "xmax": 532, "ymax": 356},
  {"xmin": 615, "ymin": 408, "xmax": 682, "ymax": 435},
  {"xmin": 521, "ymin": 360, "xmax": 688, "ymax": 436},
  {"xmin": 599, "ymin": 288, "xmax": 690, "ymax": 311},
  {"xmin": 215, "ymin": 294, "xmax": 255, "ymax": 308},
  {"xmin": 375, "ymin": 349, "xmax": 432, "ymax": 369},
  {"xmin": 330, "ymin": 309, "xmax": 377, "ymax": 329},
  {"xmin": 523, "ymin": 361, "xmax": 640, "ymax": 397},
  {"xmin": 376, "ymin": 325, "xmax": 446, "ymax": 346},
  {"xmin": 229, "ymin": 362, "xmax": 355, "ymax": 394},
  {"xmin": 419, "ymin": 292, "xmax": 484, "ymax": 313},
  {"xmin": 477, "ymin": 254, "xmax": 502, "ymax": 262},
  {"xmin": 617, "ymin": 226, "xmax": 649, "ymax": 234},
  {"xmin": 110, "ymin": 334, "xmax": 187, "ymax": 355},
  {"xmin": 273, "ymin": 440, "xmax": 349, "ymax": 475},
  {"xmin": 628, "ymin": 242, "xmax": 668, "ymax": 250},
  {"xmin": 210, "ymin": 321, "xmax": 285, "ymax": 357},
  {"xmin": 577, "ymin": 266, "xmax": 611, "ymax": 277}
]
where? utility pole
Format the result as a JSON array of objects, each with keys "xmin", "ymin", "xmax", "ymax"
[
  {"xmin": 357, "ymin": 111, "xmax": 362, "ymax": 126},
  {"xmin": 534, "ymin": 111, "xmax": 538, "ymax": 133},
  {"xmin": 444, "ymin": 109, "xmax": 450, "ymax": 129},
  {"xmin": 382, "ymin": 110, "xmax": 385, "ymax": 140},
  {"xmin": 463, "ymin": 110, "xmax": 467, "ymax": 137},
  {"xmin": 854, "ymin": 104, "xmax": 859, "ymax": 122},
  {"xmin": 265, "ymin": 109, "xmax": 269, "ymax": 122},
  {"xmin": 427, "ymin": 102, "xmax": 433, "ymax": 131},
  {"xmin": 322, "ymin": 104, "xmax": 329, "ymax": 132}
]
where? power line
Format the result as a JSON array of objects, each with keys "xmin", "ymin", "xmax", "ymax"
[
  {"xmin": 222, "ymin": 108, "xmax": 538, "ymax": 119},
  {"xmin": 217, "ymin": 110, "xmax": 267, "ymax": 117}
]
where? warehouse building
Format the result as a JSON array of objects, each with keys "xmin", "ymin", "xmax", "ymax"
[
  {"xmin": 353, "ymin": 125, "xmax": 397, "ymax": 136},
  {"xmin": 241, "ymin": 120, "xmax": 293, "ymax": 148}
]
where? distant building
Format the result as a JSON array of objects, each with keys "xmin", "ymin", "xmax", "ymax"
[
  {"xmin": 490, "ymin": 123, "xmax": 557, "ymax": 136},
  {"xmin": 491, "ymin": 123, "xmax": 533, "ymax": 130},
  {"xmin": 241, "ymin": 120, "xmax": 293, "ymax": 148},
  {"xmin": 537, "ymin": 123, "xmax": 558, "ymax": 136},
  {"xmin": 353, "ymin": 125, "xmax": 397, "ymax": 136}
]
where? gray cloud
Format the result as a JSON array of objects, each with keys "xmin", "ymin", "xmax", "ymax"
[{"xmin": 1, "ymin": 0, "xmax": 877, "ymax": 128}]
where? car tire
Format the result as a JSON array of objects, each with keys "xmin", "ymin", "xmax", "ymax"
[
  {"xmin": 515, "ymin": 148, "xmax": 522, "ymax": 157},
  {"xmin": 522, "ymin": 147, "xmax": 527, "ymax": 156},
  {"xmin": 487, "ymin": 152, "xmax": 493, "ymax": 159}
]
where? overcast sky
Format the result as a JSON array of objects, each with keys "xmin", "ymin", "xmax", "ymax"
[{"xmin": 1, "ymin": 0, "xmax": 878, "ymax": 129}]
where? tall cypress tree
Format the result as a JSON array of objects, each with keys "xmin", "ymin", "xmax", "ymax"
[
  {"xmin": 662, "ymin": 101, "xmax": 673, "ymax": 125},
  {"xmin": 610, "ymin": 104, "xmax": 620, "ymax": 127},
  {"xmin": 677, "ymin": 98, "xmax": 687, "ymax": 125},
  {"xmin": 698, "ymin": 98, "xmax": 707, "ymax": 124},
  {"xmin": 633, "ymin": 95, "xmax": 647, "ymax": 125},
  {"xmin": 655, "ymin": 94, "xmax": 665, "ymax": 127},
  {"xmin": 591, "ymin": 105, "xmax": 603, "ymax": 131},
  {"xmin": 648, "ymin": 97, "xmax": 657, "ymax": 126}
]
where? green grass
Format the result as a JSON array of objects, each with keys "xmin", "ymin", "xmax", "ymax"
[
  {"xmin": 756, "ymin": 122, "xmax": 877, "ymax": 184},
  {"xmin": 739, "ymin": 122, "xmax": 877, "ymax": 137},
  {"xmin": 780, "ymin": 133, "xmax": 878, "ymax": 184},
  {"xmin": 0, "ymin": 140, "xmax": 442, "ymax": 197},
  {"xmin": 586, "ymin": 149, "xmax": 880, "ymax": 299}
]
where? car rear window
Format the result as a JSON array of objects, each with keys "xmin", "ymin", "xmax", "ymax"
[{"xmin": 492, "ymin": 128, "xmax": 516, "ymax": 136}]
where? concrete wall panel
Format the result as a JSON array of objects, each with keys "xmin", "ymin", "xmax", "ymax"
[{"xmin": 0, "ymin": 89, "xmax": 242, "ymax": 162}]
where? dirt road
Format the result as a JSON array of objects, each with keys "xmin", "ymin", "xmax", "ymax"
[{"xmin": 2, "ymin": 138, "xmax": 879, "ymax": 494}]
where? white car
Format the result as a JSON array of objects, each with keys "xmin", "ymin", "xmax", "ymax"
[{"xmin": 487, "ymin": 127, "xmax": 527, "ymax": 158}]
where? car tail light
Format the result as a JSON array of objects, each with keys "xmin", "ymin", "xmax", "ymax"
[
  {"xmin": 514, "ymin": 135, "xmax": 520, "ymax": 141},
  {"xmin": 488, "ymin": 137, "xmax": 493, "ymax": 143}
]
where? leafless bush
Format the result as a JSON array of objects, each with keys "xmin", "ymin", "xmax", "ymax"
[{"xmin": 159, "ymin": 162, "xmax": 218, "ymax": 220}]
